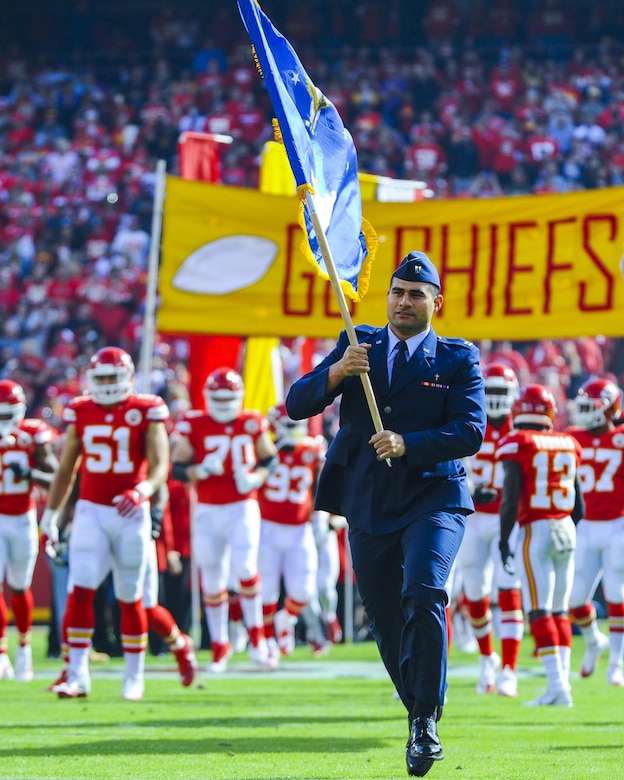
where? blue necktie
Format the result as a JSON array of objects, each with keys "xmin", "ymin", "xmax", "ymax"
[{"xmin": 391, "ymin": 340, "xmax": 409, "ymax": 385}]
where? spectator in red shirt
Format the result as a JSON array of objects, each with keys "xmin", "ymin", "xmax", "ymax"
[
  {"xmin": 491, "ymin": 123, "xmax": 523, "ymax": 188},
  {"xmin": 525, "ymin": 121, "xmax": 560, "ymax": 181},
  {"xmin": 489, "ymin": 61, "xmax": 523, "ymax": 117},
  {"xmin": 423, "ymin": 0, "xmax": 460, "ymax": 46}
]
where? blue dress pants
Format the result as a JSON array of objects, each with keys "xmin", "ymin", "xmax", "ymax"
[{"xmin": 349, "ymin": 511, "xmax": 466, "ymax": 718}]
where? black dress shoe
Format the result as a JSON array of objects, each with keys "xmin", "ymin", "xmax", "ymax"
[
  {"xmin": 405, "ymin": 716, "xmax": 444, "ymax": 776},
  {"xmin": 406, "ymin": 756, "xmax": 434, "ymax": 777}
]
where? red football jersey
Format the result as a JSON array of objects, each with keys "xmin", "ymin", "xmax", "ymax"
[
  {"xmin": 0, "ymin": 419, "xmax": 54, "ymax": 515},
  {"xmin": 175, "ymin": 410, "xmax": 268, "ymax": 505},
  {"xmin": 568, "ymin": 427, "xmax": 624, "ymax": 521},
  {"xmin": 496, "ymin": 429, "xmax": 582, "ymax": 526},
  {"xmin": 258, "ymin": 436, "xmax": 325, "ymax": 526},
  {"xmin": 470, "ymin": 416, "xmax": 513, "ymax": 514},
  {"xmin": 65, "ymin": 394, "xmax": 169, "ymax": 506}
]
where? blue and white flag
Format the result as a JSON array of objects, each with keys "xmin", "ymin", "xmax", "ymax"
[{"xmin": 238, "ymin": 0, "xmax": 377, "ymax": 301}]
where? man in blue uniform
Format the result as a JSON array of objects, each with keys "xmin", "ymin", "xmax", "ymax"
[{"xmin": 286, "ymin": 251, "xmax": 486, "ymax": 777}]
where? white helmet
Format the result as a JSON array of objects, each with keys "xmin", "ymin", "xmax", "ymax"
[
  {"xmin": 482, "ymin": 363, "xmax": 519, "ymax": 419},
  {"xmin": 204, "ymin": 367, "xmax": 244, "ymax": 423},
  {"xmin": 86, "ymin": 346, "xmax": 135, "ymax": 405},
  {"xmin": 573, "ymin": 377, "xmax": 622, "ymax": 430},
  {"xmin": 0, "ymin": 379, "xmax": 27, "ymax": 438},
  {"xmin": 268, "ymin": 402, "xmax": 308, "ymax": 446}
]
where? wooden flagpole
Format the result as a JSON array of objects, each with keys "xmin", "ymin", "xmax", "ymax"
[
  {"xmin": 139, "ymin": 158, "xmax": 167, "ymax": 393},
  {"xmin": 305, "ymin": 192, "xmax": 391, "ymax": 467}
]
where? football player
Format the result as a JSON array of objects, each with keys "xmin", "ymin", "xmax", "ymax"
[
  {"xmin": 497, "ymin": 384, "xmax": 584, "ymax": 706},
  {"xmin": 567, "ymin": 378, "xmax": 624, "ymax": 685},
  {"xmin": 47, "ymin": 484, "xmax": 197, "ymax": 693},
  {"xmin": 0, "ymin": 379, "xmax": 58, "ymax": 681},
  {"xmin": 301, "ymin": 511, "xmax": 345, "ymax": 656},
  {"xmin": 40, "ymin": 346, "xmax": 170, "ymax": 700},
  {"xmin": 258, "ymin": 403, "xmax": 325, "ymax": 664},
  {"xmin": 146, "ymin": 485, "xmax": 197, "ymax": 685},
  {"xmin": 171, "ymin": 367, "xmax": 278, "ymax": 672},
  {"xmin": 458, "ymin": 363, "xmax": 524, "ymax": 696}
]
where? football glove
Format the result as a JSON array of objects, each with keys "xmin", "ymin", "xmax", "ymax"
[
  {"xmin": 113, "ymin": 481, "xmax": 153, "ymax": 517},
  {"xmin": 45, "ymin": 538, "xmax": 69, "ymax": 568},
  {"xmin": 234, "ymin": 468, "xmax": 263, "ymax": 495},
  {"xmin": 499, "ymin": 539, "xmax": 515, "ymax": 576},
  {"xmin": 40, "ymin": 508, "xmax": 60, "ymax": 545},
  {"xmin": 195, "ymin": 454, "xmax": 224, "ymax": 480},
  {"xmin": 113, "ymin": 488, "xmax": 146, "ymax": 517}
]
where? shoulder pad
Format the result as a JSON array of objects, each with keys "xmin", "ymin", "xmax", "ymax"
[
  {"xmin": 135, "ymin": 392, "xmax": 165, "ymax": 404},
  {"xmin": 70, "ymin": 395, "xmax": 90, "ymax": 408}
]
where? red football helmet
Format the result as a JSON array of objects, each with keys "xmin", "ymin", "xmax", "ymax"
[
  {"xmin": 573, "ymin": 377, "xmax": 622, "ymax": 430},
  {"xmin": 512, "ymin": 383, "xmax": 557, "ymax": 429},
  {"xmin": 268, "ymin": 402, "xmax": 308, "ymax": 446},
  {"xmin": 86, "ymin": 346, "xmax": 135, "ymax": 405},
  {"xmin": 204, "ymin": 367, "xmax": 244, "ymax": 423},
  {"xmin": 482, "ymin": 363, "xmax": 519, "ymax": 418},
  {"xmin": 0, "ymin": 379, "xmax": 27, "ymax": 438}
]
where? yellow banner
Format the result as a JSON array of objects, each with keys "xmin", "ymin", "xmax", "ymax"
[{"xmin": 159, "ymin": 176, "xmax": 624, "ymax": 340}]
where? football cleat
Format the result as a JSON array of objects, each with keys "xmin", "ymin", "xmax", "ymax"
[
  {"xmin": 122, "ymin": 673, "xmax": 144, "ymax": 701},
  {"xmin": 310, "ymin": 640, "xmax": 330, "ymax": 658},
  {"xmin": 523, "ymin": 688, "xmax": 572, "ymax": 707},
  {"xmin": 14, "ymin": 644, "xmax": 34, "ymax": 682},
  {"xmin": 228, "ymin": 620, "xmax": 248, "ymax": 654},
  {"xmin": 172, "ymin": 634, "xmax": 197, "ymax": 687},
  {"xmin": 580, "ymin": 632, "xmax": 609, "ymax": 678},
  {"xmin": 207, "ymin": 641, "xmax": 233, "ymax": 674},
  {"xmin": 57, "ymin": 674, "xmax": 91, "ymax": 699},
  {"xmin": 266, "ymin": 637, "xmax": 280, "ymax": 667},
  {"xmin": 497, "ymin": 665, "xmax": 518, "ymax": 697},
  {"xmin": 325, "ymin": 617, "xmax": 343, "ymax": 645},
  {"xmin": 0, "ymin": 653, "xmax": 15, "ymax": 680},
  {"xmin": 47, "ymin": 668, "xmax": 68, "ymax": 693},
  {"xmin": 607, "ymin": 663, "xmax": 624, "ymax": 687},
  {"xmin": 476, "ymin": 651, "xmax": 500, "ymax": 694},
  {"xmin": 248, "ymin": 638, "xmax": 278, "ymax": 670},
  {"xmin": 274, "ymin": 609, "xmax": 297, "ymax": 656}
]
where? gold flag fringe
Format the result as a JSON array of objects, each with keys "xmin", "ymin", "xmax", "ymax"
[
  {"xmin": 251, "ymin": 46, "xmax": 264, "ymax": 78},
  {"xmin": 272, "ymin": 118, "xmax": 283, "ymax": 144},
  {"xmin": 296, "ymin": 201, "xmax": 378, "ymax": 303}
]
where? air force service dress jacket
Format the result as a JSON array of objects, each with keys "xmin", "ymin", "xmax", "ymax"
[{"xmin": 286, "ymin": 325, "xmax": 487, "ymax": 535}]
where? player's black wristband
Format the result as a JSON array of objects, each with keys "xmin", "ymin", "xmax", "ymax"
[
  {"xmin": 150, "ymin": 507, "xmax": 164, "ymax": 540},
  {"xmin": 498, "ymin": 539, "xmax": 511, "ymax": 562},
  {"xmin": 473, "ymin": 486, "xmax": 498, "ymax": 505},
  {"xmin": 171, "ymin": 462, "xmax": 191, "ymax": 483},
  {"xmin": 7, "ymin": 461, "xmax": 32, "ymax": 481},
  {"xmin": 257, "ymin": 454, "xmax": 279, "ymax": 474}
]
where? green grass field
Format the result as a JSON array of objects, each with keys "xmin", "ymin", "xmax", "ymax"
[{"xmin": 1, "ymin": 626, "xmax": 621, "ymax": 780}]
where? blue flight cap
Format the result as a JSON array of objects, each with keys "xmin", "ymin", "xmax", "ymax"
[{"xmin": 391, "ymin": 251, "xmax": 441, "ymax": 288}]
